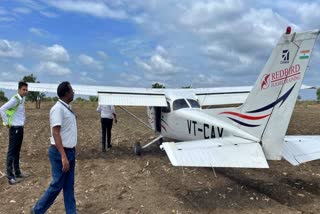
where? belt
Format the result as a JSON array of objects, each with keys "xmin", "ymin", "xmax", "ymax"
[
  {"xmin": 51, "ymin": 145, "xmax": 75, "ymax": 151},
  {"xmin": 10, "ymin": 126, "xmax": 24, "ymax": 128}
]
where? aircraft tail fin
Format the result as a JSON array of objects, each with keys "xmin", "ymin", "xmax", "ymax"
[{"xmin": 220, "ymin": 28, "xmax": 320, "ymax": 160}]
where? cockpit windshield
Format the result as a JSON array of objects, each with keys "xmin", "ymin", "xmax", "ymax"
[
  {"xmin": 172, "ymin": 99, "xmax": 189, "ymax": 111},
  {"xmin": 187, "ymin": 99, "xmax": 200, "ymax": 108}
]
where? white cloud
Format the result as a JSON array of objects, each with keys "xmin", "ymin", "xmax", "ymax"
[
  {"xmin": 0, "ymin": 71, "xmax": 11, "ymax": 79},
  {"xmin": 41, "ymin": 44, "xmax": 70, "ymax": 63},
  {"xmin": 193, "ymin": 73, "xmax": 224, "ymax": 86},
  {"xmin": 97, "ymin": 50, "xmax": 108, "ymax": 59},
  {"xmin": 150, "ymin": 54, "xmax": 174, "ymax": 73},
  {"xmin": 37, "ymin": 61, "xmax": 71, "ymax": 76},
  {"xmin": 79, "ymin": 54, "xmax": 103, "ymax": 70},
  {"xmin": 78, "ymin": 75, "xmax": 98, "ymax": 84},
  {"xmin": 296, "ymin": 3, "xmax": 320, "ymax": 28},
  {"xmin": 0, "ymin": 39, "xmax": 23, "ymax": 58},
  {"xmin": 14, "ymin": 64, "xmax": 28, "ymax": 73},
  {"xmin": 29, "ymin": 27, "xmax": 54, "ymax": 39},
  {"xmin": 0, "ymin": 17, "xmax": 15, "ymax": 22},
  {"xmin": 135, "ymin": 53, "xmax": 182, "ymax": 84},
  {"xmin": 120, "ymin": 72, "xmax": 142, "ymax": 82},
  {"xmin": 0, "ymin": 7, "xmax": 8, "ymax": 15},
  {"xmin": 13, "ymin": 7, "xmax": 32, "ymax": 14},
  {"xmin": 156, "ymin": 45, "xmax": 167, "ymax": 55},
  {"xmin": 40, "ymin": 11, "xmax": 59, "ymax": 18},
  {"xmin": 45, "ymin": 0, "xmax": 128, "ymax": 19},
  {"xmin": 180, "ymin": 0, "xmax": 244, "ymax": 26},
  {"xmin": 17, "ymin": 0, "xmax": 44, "ymax": 11},
  {"xmin": 134, "ymin": 57, "xmax": 152, "ymax": 71},
  {"xmin": 135, "ymin": 47, "xmax": 181, "ymax": 83},
  {"xmin": 116, "ymin": 72, "xmax": 143, "ymax": 86}
]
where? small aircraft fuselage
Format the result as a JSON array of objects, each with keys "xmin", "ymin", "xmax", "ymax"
[{"xmin": 147, "ymin": 94, "xmax": 229, "ymax": 142}]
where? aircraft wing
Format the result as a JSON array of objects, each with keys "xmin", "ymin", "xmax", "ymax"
[
  {"xmin": 0, "ymin": 82, "xmax": 313, "ymax": 107},
  {"xmin": 282, "ymin": 135, "xmax": 320, "ymax": 165},
  {"xmin": 160, "ymin": 136, "xmax": 269, "ymax": 168},
  {"xmin": 0, "ymin": 82, "xmax": 167, "ymax": 106}
]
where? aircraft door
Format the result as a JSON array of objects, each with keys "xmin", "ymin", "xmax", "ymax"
[
  {"xmin": 147, "ymin": 107, "xmax": 156, "ymax": 131},
  {"xmin": 147, "ymin": 107, "xmax": 161, "ymax": 132},
  {"xmin": 154, "ymin": 107, "xmax": 161, "ymax": 132}
]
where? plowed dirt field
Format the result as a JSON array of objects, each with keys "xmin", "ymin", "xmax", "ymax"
[{"xmin": 0, "ymin": 102, "xmax": 320, "ymax": 214}]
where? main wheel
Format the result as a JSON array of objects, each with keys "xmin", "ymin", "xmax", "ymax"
[{"xmin": 134, "ymin": 142, "xmax": 142, "ymax": 156}]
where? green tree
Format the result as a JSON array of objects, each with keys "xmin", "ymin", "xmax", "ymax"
[
  {"xmin": 297, "ymin": 95, "xmax": 302, "ymax": 101},
  {"xmin": 317, "ymin": 88, "xmax": 320, "ymax": 101},
  {"xmin": 21, "ymin": 74, "xmax": 46, "ymax": 102},
  {"xmin": 89, "ymin": 96, "xmax": 98, "ymax": 102},
  {"xmin": 0, "ymin": 90, "xmax": 8, "ymax": 102},
  {"xmin": 152, "ymin": 82, "xmax": 165, "ymax": 88},
  {"xmin": 43, "ymin": 97, "xmax": 53, "ymax": 102},
  {"xmin": 53, "ymin": 96, "xmax": 59, "ymax": 102},
  {"xmin": 75, "ymin": 97, "xmax": 87, "ymax": 102},
  {"xmin": 181, "ymin": 85, "xmax": 192, "ymax": 89}
]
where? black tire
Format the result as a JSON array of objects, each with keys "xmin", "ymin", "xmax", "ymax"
[
  {"xmin": 134, "ymin": 142, "xmax": 142, "ymax": 156},
  {"xmin": 157, "ymin": 138, "xmax": 163, "ymax": 145}
]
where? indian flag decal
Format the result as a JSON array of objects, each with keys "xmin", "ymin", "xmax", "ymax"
[{"xmin": 299, "ymin": 50, "xmax": 310, "ymax": 60}]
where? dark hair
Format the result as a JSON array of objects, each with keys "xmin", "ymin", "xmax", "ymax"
[
  {"xmin": 18, "ymin": 81, "xmax": 28, "ymax": 89},
  {"xmin": 57, "ymin": 81, "xmax": 71, "ymax": 98}
]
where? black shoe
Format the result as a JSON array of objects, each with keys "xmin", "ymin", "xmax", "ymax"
[
  {"xmin": 102, "ymin": 148, "xmax": 106, "ymax": 153},
  {"xmin": 16, "ymin": 172, "xmax": 30, "ymax": 178},
  {"xmin": 8, "ymin": 178, "xmax": 19, "ymax": 185},
  {"xmin": 107, "ymin": 144, "xmax": 112, "ymax": 148}
]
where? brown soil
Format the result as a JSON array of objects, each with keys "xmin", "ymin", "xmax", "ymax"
[{"xmin": 0, "ymin": 102, "xmax": 320, "ymax": 214}]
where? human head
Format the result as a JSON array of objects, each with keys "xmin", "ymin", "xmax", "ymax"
[
  {"xmin": 18, "ymin": 81, "xmax": 28, "ymax": 97},
  {"xmin": 57, "ymin": 81, "xmax": 74, "ymax": 103}
]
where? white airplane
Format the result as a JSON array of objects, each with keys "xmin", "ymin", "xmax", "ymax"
[{"xmin": 1, "ymin": 27, "xmax": 320, "ymax": 168}]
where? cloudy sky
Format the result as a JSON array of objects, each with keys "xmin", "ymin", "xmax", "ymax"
[{"xmin": 0, "ymin": 0, "xmax": 319, "ymax": 98}]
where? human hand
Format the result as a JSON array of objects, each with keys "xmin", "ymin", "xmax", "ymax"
[{"xmin": 61, "ymin": 156, "xmax": 70, "ymax": 172}]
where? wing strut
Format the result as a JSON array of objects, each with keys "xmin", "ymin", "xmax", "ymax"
[{"xmin": 118, "ymin": 106, "xmax": 153, "ymax": 130}]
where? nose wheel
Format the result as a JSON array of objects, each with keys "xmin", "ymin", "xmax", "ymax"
[{"xmin": 133, "ymin": 135, "xmax": 163, "ymax": 156}]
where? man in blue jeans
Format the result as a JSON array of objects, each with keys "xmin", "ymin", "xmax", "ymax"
[{"xmin": 31, "ymin": 81, "xmax": 77, "ymax": 214}]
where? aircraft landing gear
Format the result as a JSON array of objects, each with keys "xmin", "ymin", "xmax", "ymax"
[
  {"xmin": 134, "ymin": 142, "xmax": 142, "ymax": 156},
  {"xmin": 133, "ymin": 135, "xmax": 163, "ymax": 156}
]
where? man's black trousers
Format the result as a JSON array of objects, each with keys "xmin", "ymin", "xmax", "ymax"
[
  {"xmin": 7, "ymin": 126, "xmax": 24, "ymax": 179},
  {"xmin": 101, "ymin": 118, "xmax": 113, "ymax": 150}
]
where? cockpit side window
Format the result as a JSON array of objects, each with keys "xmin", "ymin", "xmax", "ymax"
[
  {"xmin": 187, "ymin": 99, "xmax": 200, "ymax": 108},
  {"xmin": 162, "ymin": 101, "xmax": 171, "ymax": 113},
  {"xmin": 173, "ymin": 99, "xmax": 189, "ymax": 111}
]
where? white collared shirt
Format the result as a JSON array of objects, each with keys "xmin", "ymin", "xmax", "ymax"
[
  {"xmin": 50, "ymin": 99, "xmax": 77, "ymax": 148},
  {"xmin": 96, "ymin": 105, "xmax": 116, "ymax": 119},
  {"xmin": 0, "ymin": 93, "xmax": 25, "ymax": 126}
]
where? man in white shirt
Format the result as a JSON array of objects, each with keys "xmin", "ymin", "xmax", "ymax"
[
  {"xmin": 32, "ymin": 81, "xmax": 77, "ymax": 214},
  {"xmin": 96, "ymin": 105, "xmax": 117, "ymax": 152},
  {"xmin": 0, "ymin": 81, "xmax": 29, "ymax": 185}
]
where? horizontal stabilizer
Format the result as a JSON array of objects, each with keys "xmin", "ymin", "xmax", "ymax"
[
  {"xmin": 283, "ymin": 135, "xmax": 320, "ymax": 165},
  {"xmin": 160, "ymin": 137, "xmax": 269, "ymax": 168}
]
